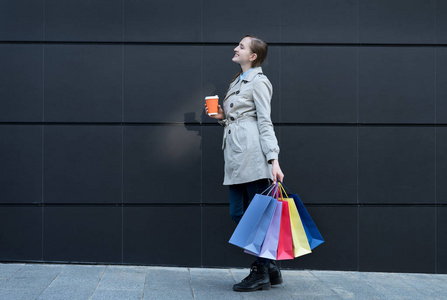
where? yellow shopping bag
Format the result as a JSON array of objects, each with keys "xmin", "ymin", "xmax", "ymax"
[{"xmin": 279, "ymin": 184, "xmax": 312, "ymax": 258}]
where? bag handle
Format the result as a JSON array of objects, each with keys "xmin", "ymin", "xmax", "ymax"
[
  {"xmin": 278, "ymin": 182, "xmax": 289, "ymax": 199},
  {"xmin": 260, "ymin": 182, "xmax": 277, "ymax": 196}
]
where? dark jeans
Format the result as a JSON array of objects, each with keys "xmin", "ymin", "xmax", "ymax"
[{"xmin": 229, "ymin": 178, "xmax": 272, "ymax": 266}]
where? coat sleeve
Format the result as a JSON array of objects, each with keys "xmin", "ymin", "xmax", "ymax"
[{"xmin": 252, "ymin": 76, "xmax": 280, "ymax": 162}]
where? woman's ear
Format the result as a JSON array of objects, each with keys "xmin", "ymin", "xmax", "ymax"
[{"xmin": 249, "ymin": 53, "xmax": 258, "ymax": 62}]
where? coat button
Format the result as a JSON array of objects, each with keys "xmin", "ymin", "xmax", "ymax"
[
  {"xmin": 230, "ymin": 117, "xmax": 235, "ymax": 121},
  {"xmin": 228, "ymin": 130, "xmax": 231, "ymax": 134},
  {"xmin": 236, "ymin": 91, "xmax": 240, "ymax": 94},
  {"xmin": 230, "ymin": 103, "xmax": 234, "ymax": 108}
]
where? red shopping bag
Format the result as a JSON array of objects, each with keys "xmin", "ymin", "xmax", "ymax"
[{"xmin": 276, "ymin": 199, "xmax": 294, "ymax": 260}]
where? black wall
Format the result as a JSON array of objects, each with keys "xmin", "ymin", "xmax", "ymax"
[{"xmin": 1, "ymin": 0, "xmax": 446, "ymax": 274}]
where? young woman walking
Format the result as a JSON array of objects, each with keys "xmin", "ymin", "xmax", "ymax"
[{"xmin": 206, "ymin": 35, "xmax": 285, "ymax": 292}]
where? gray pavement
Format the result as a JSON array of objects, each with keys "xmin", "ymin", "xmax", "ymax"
[{"xmin": 1, "ymin": 263, "xmax": 447, "ymax": 300}]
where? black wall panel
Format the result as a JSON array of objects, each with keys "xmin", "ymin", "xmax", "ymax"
[
  {"xmin": 123, "ymin": 125, "xmax": 201, "ymax": 204},
  {"xmin": 124, "ymin": 0, "xmax": 201, "ymax": 42},
  {"xmin": 438, "ymin": 1, "xmax": 447, "ymax": 44},
  {"xmin": 0, "ymin": 126, "xmax": 42, "ymax": 203},
  {"xmin": 123, "ymin": 45, "xmax": 202, "ymax": 123},
  {"xmin": 280, "ymin": 126, "xmax": 357, "ymax": 204},
  {"xmin": 437, "ymin": 127, "xmax": 447, "ymax": 204},
  {"xmin": 0, "ymin": 207, "xmax": 42, "ymax": 261},
  {"xmin": 0, "ymin": 44, "xmax": 43, "ymax": 122},
  {"xmin": 359, "ymin": 207, "xmax": 436, "ymax": 273},
  {"xmin": 44, "ymin": 0, "xmax": 123, "ymax": 42},
  {"xmin": 359, "ymin": 0, "xmax": 436, "ymax": 44},
  {"xmin": 0, "ymin": 0, "xmax": 445, "ymax": 274},
  {"xmin": 44, "ymin": 45, "xmax": 122, "ymax": 122},
  {"xmin": 358, "ymin": 127, "xmax": 435, "ymax": 204},
  {"xmin": 281, "ymin": 47, "xmax": 357, "ymax": 123},
  {"xmin": 202, "ymin": 0, "xmax": 281, "ymax": 43},
  {"xmin": 43, "ymin": 126, "xmax": 122, "ymax": 203},
  {"xmin": 201, "ymin": 126, "xmax": 228, "ymax": 204},
  {"xmin": 0, "ymin": 0, "xmax": 43, "ymax": 41},
  {"xmin": 358, "ymin": 47, "xmax": 435, "ymax": 123},
  {"xmin": 437, "ymin": 48, "xmax": 447, "ymax": 123},
  {"xmin": 43, "ymin": 206, "xmax": 122, "ymax": 263},
  {"xmin": 437, "ymin": 207, "xmax": 447, "ymax": 273},
  {"xmin": 281, "ymin": 206, "xmax": 358, "ymax": 271},
  {"xmin": 281, "ymin": 0, "xmax": 358, "ymax": 43},
  {"xmin": 123, "ymin": 207, "xmax": 201, "ymax": 266}
]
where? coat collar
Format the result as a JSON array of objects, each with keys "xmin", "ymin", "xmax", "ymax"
[{"xmin": 242, "ymin": 66, "xmax": 263, "ymax": 82}]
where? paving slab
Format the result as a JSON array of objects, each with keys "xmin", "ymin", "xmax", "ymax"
[
  {"xmin": 397, "ymin": 273, "xmax": 447, "ymax": 299},
  {"xmin": 281, "ymin": 270, "xmax": 340, "ymax": 300},
  {"xmin": 310, "ymin": 270, "xmax": 385, "ymax": 299},
  {"xmin": 0, "ymin": 264, "xmax": 64, "ymax": 300},
  {"xmin": 190, "ymin": 268, "xmax": 242, "ymax": 300},
  {"xmin": 0, "ymin": 263, "xmax": 25, "ymax": 286},
  {"xmin": 37, "ymin": 265, "xmax": 106, "ymax": 300},
  {"xmin": 143, "ymin": 267, "xmax": 192, "ymax": 300},
  {"xmin": 350, "ymin": 271, "xmax": 429, "ymax": 300}
]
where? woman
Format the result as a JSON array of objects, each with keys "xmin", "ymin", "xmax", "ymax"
[{"xmin": 206, "ymin": 35, "xmax": 284, "ymax": 292}]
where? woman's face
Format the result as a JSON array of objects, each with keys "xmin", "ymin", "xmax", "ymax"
[{"xmin": 232, "ymin": 37, "xmax": 256, "ymax": 65}]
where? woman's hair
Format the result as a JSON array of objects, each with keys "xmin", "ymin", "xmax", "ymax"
[{"xmin": 231, "ymin": 35, "xmax": 268, "ymax": 82}]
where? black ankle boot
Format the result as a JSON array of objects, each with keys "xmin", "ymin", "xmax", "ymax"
[
  {"xmin": 268, "ymin": 261, "xmax": 283, "ymax": 285},
  {"xmin": 233, "ymin": 262, "xmax": 271, "ymax": 292}
]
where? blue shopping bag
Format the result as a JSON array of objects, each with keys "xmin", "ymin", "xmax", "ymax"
[
  {"xmin": 229, "ymin": 193, "xmax": 277, "ymax": 254},
  {"xmin": 290, "ymin": 193, "xmax": 324, "ymax": 249}
]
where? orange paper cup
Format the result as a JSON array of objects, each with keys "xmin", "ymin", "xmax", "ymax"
[{"xmin": 205, "ymin": 95, "xmax": 219, "ymax": 116}]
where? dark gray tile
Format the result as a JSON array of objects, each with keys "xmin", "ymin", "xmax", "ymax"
[
  {"xmin": 437, "ymin": 48, "xmax": 447, "ymax": 123},
  {"xmin": 43, "ymin": 206, "xmax": 122, "ymax": 263},
  {"xmin": 0, "ymin": 45, "xmax": 43, "ymax": 122},
  {"xmin": 282, "ymin": 206, "xmax": 357, "ymax": 271},
  {"xmin": 359, "ymin": 127, "xmax": 435, "ymax": 204},
  {"xmin": 124, "ymin": 0, "xmax": 201, "ymax": 42},
  {"xmin": 0, "ymin": 126, "xmax": 42, "ymax": 203},
  {"xmin": 438, "ymin": 0, "xmax": 447, "ymax": 44},
  {"xmin": 123, "ymin": 125, "xmax": 201, "ymax": 203},
  {"xmin": 359, "ymin": 206, "xmax": 435, "ymax": 273},
  {"xmin": 0, "ymin": 207, "xmax": 42, "ymax": 261},
  {"xmin": 123, "ymin": 45, "xmax": 202, "ymax": 122},
  {"xmin": 281, "ymin": 0, "xmax": 358, "ymax": 43},
  {"xmin": 359, "ymin": 47, "xmax": 435, "ymax": 123},
  {"xmin": 281, "ymin": 47, "xmax": 357, "ymax": 123},
  {"xmin": 359, "ymin": 0, "xmax": 436, "ymax": 44},
  {"xmin": 280, "ymin": 126, "xmax": 357, "ymax": 204},
  {"xmin": 43, "ymin": 126, "xmax": 122, "ymax": 203},
  {"xmin": 201, "ymin": 207, "xmax": 254, "ymax": 268},
  {"xmin": 437, "ymin": 127, "xmax": 447, "ymax": 204},
  {"xmin": 0, "ymin": 0, "xmax": 43, "ymax": 41},
  {"xmin": 44, "ymin": 0, "xmax": 123, "ymax": 41},
  {"xmin": 437, "ymin": 207, "xmax": 447, "ymax": 273},
  {"xmin": 44, "ymin": 45, "xmax": 122, "ymax": 122},
  {"xmin": 202, "ymin": 126, "xmax": 228, "ymax": 203},
  {"xmin": 123, "ymin": 207, "xmax": 201, "ymax": 266},
  {"xmin": 202, "ymin": 0, "xmax": 280, "ymax": 43}
]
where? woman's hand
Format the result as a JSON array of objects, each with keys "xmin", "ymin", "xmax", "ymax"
[
  {"xmin": 270, "ymin": 159, "xmax": 284, "ymax": 184},
  {"xmin": 205, "ymin": 104, "xmax": 225, "ymax": 120}
]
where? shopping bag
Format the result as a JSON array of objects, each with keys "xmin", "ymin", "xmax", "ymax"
[
  {"xmin": 276, "ymin": 200, "xmax": 294, "ymax": 260},
  {"xmin": 243, "ymin": 197, "xmax": 278, "ymax": 254},
  {"xmin": 278, "ymin": 183, "xmax": 312, "ymax": 257},
  {"xmin": 244, "ymin": 200, "xmax": 283, "ymax": 259},
  {"xmin": 290, "ymin": 193, "xmax": 324, "ymax": 249},
  {"xmin": 229, "ymin": 193, "xmax": 277, "ymax": 253},
  {"xmin": 285, "ymin": 198, "xmax": 312, "ymax": 257}
]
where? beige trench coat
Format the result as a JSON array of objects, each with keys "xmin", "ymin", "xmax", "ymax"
[{"xmin": 219, "ymin": 66, "xmax": 279, "ymax": 185}]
